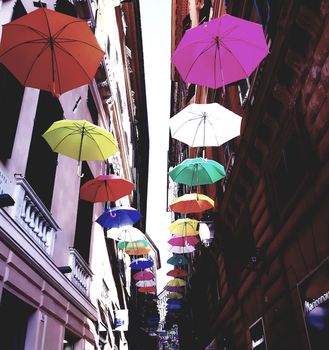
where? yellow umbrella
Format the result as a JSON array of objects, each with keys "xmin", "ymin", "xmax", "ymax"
[
  {"xmin": 169, "ymin": 193, "xmax": 214, "ymax": 213},
  {"xmin": 42, "ymin": 119, "xmax": 119, "ymax": 176},
  {"xmin": 168, "ymin": 218, "xmax": 199, "ymax": 236},
  {"xmin": 167, "ymin": 278, "xmax": 186, "ymax": 287},
  {"xmin": 167, "ymin": 292, "xmax": 183, "ymax": 299}
]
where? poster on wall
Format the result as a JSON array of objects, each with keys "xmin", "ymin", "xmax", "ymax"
[
  {"xmin": 298, "ymin": 258, "xmax": 329, "ymax": 350},
  {"xmin": 249, "ymin": 317, "xmax": 267, "ymax": 350}
]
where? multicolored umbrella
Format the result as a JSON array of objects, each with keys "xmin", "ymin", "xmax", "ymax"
[
  {"xmin": 167, "ymin": 254, "xmax": 189, "ymax": 266},
  {"xmin": 106, "ymin": 226, "xmax": 145, "ymax": 241},
  {"xmin": 169, "ymin": 246, "xmax": 195, "ymax": 254},
  {"xmin": 167, "ymin": 268, "xmax": 188, "ymax": 278},
  {"xmin": 169, "ymin": 193, "xmax": 214, "ymax": 213},
  {"xmin": 166, "ymin": 292, "xmax": 183, "ymax": 300},
  {"xmin": 0, "ymin": 8, "xmax": 105, "ymax": 96},
  {"xmin": 169, "ymin": 157, "xmax": 226, "ymax": 186},
  {"xmin": 96, "ymin": 206, "xmax": 141, "ymax": 228},
  {"xmin": 79, "ymin": 175, "xmax": 134, "ymax": 202},
  {"xmin": 172, "ymin": 14, "xmax": 269, "ymax": 89},
  {"xmin": 130, "ymin": 258, "xmax": 154, "ymax": 270},
  {"xmin": 42, "ymin": 119, "xmax": 118, "ymax": 177},
  {"xmin": 117, "ymin": 240, "xmax": 149, "ymax": 250},
  {"xmin": 169, "ymin": 103, "xmax": 242, "ymax": 148},
  {"xmin": 167, "ymin": 278, "xmax": 186, "ymax": 287},
  {"xmin": 168, "ymin": 218, "xmax": 199, "ymax": 236},
  {"xmin": 168, "ymin": 236, "xmax": 200, "ymax": 247},
  {"xmin": 133, "ymin": 271, "xmax": 155, "ymax": 281},
  {"xmin": 136, "ymin": 280, "xmax": 156, "ymax": 288}
]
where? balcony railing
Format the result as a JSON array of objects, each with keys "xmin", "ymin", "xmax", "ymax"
[
  {"xmin": 222, "ymin": 152, "xmax": 236, "ymax": 193},
  {"xmin": 69, "ymin": 247, "xmax": 93, "ymax": 296},
  {"xmin": 14, "ymin": 175, "xmax": 60, "ymax": 256}
]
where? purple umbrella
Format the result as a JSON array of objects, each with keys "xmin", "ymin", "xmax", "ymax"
[
  {"xmin": 172, "ymin": 14, "xmax": 269, "ymax": 90},
  {"xmin": 96, "ymin": 206, "xmax": 141, "ymax": 228}
]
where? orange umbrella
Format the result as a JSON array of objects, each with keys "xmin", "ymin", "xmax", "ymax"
[
  {"xmin": 138, "ymin": 286, "xmax": 156, "ymax": 293},
  {"xmin": 169, "ymin": 193, "xmax": 214, "ymax": 213},
  {"xmin": 0, "ymin": 8, "xmax": 104, "ymax": 96},
  {"xmin": 124, "ymin": 247, "xmax": 150, "ymax": 256}
]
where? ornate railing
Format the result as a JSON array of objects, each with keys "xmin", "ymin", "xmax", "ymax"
[
  {"xmin": 69, "ymin": 248, "xmax": 93, "ymax": 296},
  {"xmin": 14, "ymin": 175, "xmax": 60, "ymax": 256}
]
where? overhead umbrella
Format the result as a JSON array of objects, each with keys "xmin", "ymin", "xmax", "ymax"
[
  {"xmin": 167, "ymin": 254, "xmax": 189, "ymax": 266},
  {"xmin": 165, "ymin": 286, "xmax": 185, "ymax": 293},
  {"xmin": 0, "ymin": 8, "xmax": 104, "ymax": 96},
  {"xmin": 96, "ymin": 206, "xmax": 141, "ymax": 228},
  {"xmin": 169, "ymin": 157, "xmax": 226, "ymax": 186},
  {"xmin": 138, "ymin": 286, "xmax": 156, "ymax": 294},
  {"xmin": 169, "ymin": 103, "xmax": 242, "ymax": 149},
  {"xmin": 169, "ymin": 193, "xmax": 214, "ymax": 213},
  {"xmin": 42, "ymin": 119, "xmax": 118, "ymax": 177},
  {"xmin": 167, "ymin": 268, "xmax": 188, "ymax": 278},
  {"xmin": 169, "ymin": 245, "xmax": 195, "ymax": 254},
  {"xmin": 172, "ymin": 14, "xmax": 269, "ymax": 90},
  {"xmin": 136, "ymin": 280, "xmax": 156, "ymax": 288},
  {"xmin": 166, "ymin": 293, "xmax": 183, "ymax": 300},
  {"xmin": 168, "ymin": 218, "xmax": 199, "ymax": 236},
  {"xmin": 168, "ymin": 236, "xmax": 200, "ymax": 247},
  {"xmin": 130, "ymin": 258, "xmax": 154, "ymax": 270},
  {"xmin": 117, "ymin": 240, "xmax": 148, "ymax": 250},
  {"xmin": 106, "ymin": 226, "xmax": 145, "ymax": 241},
  {"xmin": 124, "ymin": 247, "xmax": 150, "ymax": 256},
  {"xmin": 167, "ymin": 278, "xmax": 186, "ymax": 287},
  {"xmin": 79, "ymin": 175, "xmax": 134, "ymax": 202},
  {"xmin": 133, "ymin": 271, "xmax": 155, "ymax": 281}
]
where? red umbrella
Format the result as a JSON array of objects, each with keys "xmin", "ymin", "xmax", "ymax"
[
  {"xmin": 138, "ymin": 286, "xmax": 156, "ymax": 293},
  {"xmin": 169, "ymin": 193, "xmax": 214, "ymax": 213},
  {"xmin": 168, "ymin": 236, "xmax": 200, "ymax": 247},
  {"xmin": 0, "ymin": 8, "xmax": 104, "ymax": 96},
  {"xmin": 80, "ymin": 175, "xmax": 134, "ymax": 202},
  {"xmin": 167, "ymin": 269, "xmax": 188, "ymax": 278},
  {"xmin": 133, "ymin": 271, "xmax": 155, "ymax": 281}
]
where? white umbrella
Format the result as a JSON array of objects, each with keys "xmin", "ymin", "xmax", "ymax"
[
  {"xmin": 169, "ymin": 103, "xmax": 242, "ymax": 148},
  {"xmin": 135, "ymin": 280, "xmax": 156, "ymax": 287},
  {"xmin": 106, "ymin": 226, "xmax": 145, "ymax": 242},
  {"xmin": 168, "ymin": 245, "xmax": 195, "ymax": 254}
]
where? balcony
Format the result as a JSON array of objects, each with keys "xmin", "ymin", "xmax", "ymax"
[{"xmin": 14, "ymin": 175, "xmax": 60, "ymax": 256}]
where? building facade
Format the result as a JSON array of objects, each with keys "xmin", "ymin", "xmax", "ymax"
[{"xmin": 170, "ymin": 0, "xmax": 329, "ymax": 349}]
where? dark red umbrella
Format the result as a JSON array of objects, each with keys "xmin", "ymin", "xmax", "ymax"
[
  {"xmin": 167, "ymin": 268, "xmax": 188, "ymax": 278},
  {"xmin": 80, "ymin": 175, "xmax": 134, "ymax": 202}
]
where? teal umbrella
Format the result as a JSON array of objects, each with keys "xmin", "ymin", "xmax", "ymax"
[
  {"xmin": 168, "ymin": 157, "xmax": 226, "ymax": 186},
  {"xmin": 167, "ymin": 254, "xmax": 189, "ymax": 266}
]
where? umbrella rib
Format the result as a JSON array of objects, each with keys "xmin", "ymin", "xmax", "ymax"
[
  {"xmin": 203, "ymin": 117, "xmax": 223, "ymax": 146},
  {"xmin": 55, "ymin": 37, "xmax": 105, "ymax": 54},
  {"xmin": 4, "ymin": 23, "xmax": 49, "ymax": 40},
  {"xmin": 83, "ymin": 127, "xmax": 117, "ymax": 160},
  {"xmin": 191, "ymin": 115, "xmax": 205, "ymax": 147}
]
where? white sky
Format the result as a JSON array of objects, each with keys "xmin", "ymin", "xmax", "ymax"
[{"xmin": 139, "ymin": 0, "xmax": 173, "ymax": 292}]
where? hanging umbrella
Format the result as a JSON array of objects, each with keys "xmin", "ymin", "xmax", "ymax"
[
  {"xmin": 130, "ymin": 258, "xmax": 153, "ymax": 270},
  {"xmin": 117, "ymin": 240, "xmax": 149, "ymax": 250},
  {"xmin": 169, "ymin": 245, "xmax": 195, "ymax": 254},
  {"xmin": 136, "ymin": 280, "xmax": 156, "ymax": 288},
  {"xmin": 167, "ymin": 303, "xmax": 182, "ymax": 310},
  {"xmin": 42, "ymin": 119, "xmax": 118, "ymax": 177},
  {"xmin": 165, "ymin": 286, "xmax": 185, "ymax": 293},
  {"xmin": 168, "ymin": 236, "xmax": 200, "ymax": 247},
  {"xmin": 169, "ymin": 193, "xmax": 214, "ymax": 213},
  {"xmin": 133, "ymin": 271, "xmax": 155, "ymax": 281},
  {"xmin": 79, "ymin": 175, "xmax": 134, "ymax": 202},
  {"xmin": 124, "ymin": 247, "xmax": 150, "ymax": 256},
  {"xmin": 172, "ymin": 14, "xmax": 269, "ymax": 89},
  {"xmin": 169, "ymin": 157, "xmax": 226, "ymax": 186},
  {"xmin": 169, "ymin": 103, "xmax": 242, "ymax": 148},
  {"xmin": 167, "ymin": 254, "xmax": 189, "ymax": 266},
  {"xmin": 106, "ymin": 226, "xmax": 145, "ymax": 241},
  {"xmin": 0, "ymin": 8, "xmax": 104, "ymax": 96},
  {"xmin": 168, "ymin": 218, "xmax": 199, "ymax": 236},
  {"xmin": 138, "ymin": 286, "xmax": 156, "ymax": 293},
  {"xmin": 167, "ymin": 269, "xmax": 188, "ymax": 278},
  {"xmin": 96, "ymin": 206, "xmax": 141, "ymax": 228},
  {"xmin": 167, "ymin": 278, "xmax": 186, "ymax": 287},
  {"xmin": 166, "ymin": 293, "xmax": 183, "ymax": 300}
]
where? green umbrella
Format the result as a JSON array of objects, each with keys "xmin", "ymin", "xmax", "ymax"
[
  {"xmin": 117, "ymin": 239, "xmax": 148, "ymax": 250},
  {"xmin": 167, "ymin": 254, "xmax": 189, "ymax": 266},
  {"xmin": 168, "ymin": 157, "xmax": 226, "ymax": 186}
]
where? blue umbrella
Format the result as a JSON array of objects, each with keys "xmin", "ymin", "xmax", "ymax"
[
  {"xmin": 96, "ymin": 206, "xmax": 141, "ymax": 228},
  {"xmin": 167, "ymin": 254, "xmax": 189, "ymax": 266},
  {"xmin": 130, "ymin": 258, "xmax": 154, "ymax": 270},
  {"xmin": 167, "ymin": 299, "xmax": 182, "ymax": 305},
  {"xmin": 167, "ymin": 303, "xmax": 182, "ymax": 310}
]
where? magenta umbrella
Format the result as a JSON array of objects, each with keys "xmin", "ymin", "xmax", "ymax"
[
  {"xmin": 133, "ymin": 270, "xmax": 155, "ymax": 281},
  {"xmin": 172, "ymin": 14, "xmax": 269, "ymax": 89},
  {"xmin": 168, "ymin": 236, "xmax": 200, "ymax": 247}
]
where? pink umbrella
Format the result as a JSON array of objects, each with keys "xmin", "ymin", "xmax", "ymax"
[
  {"xmin": 133, "ymin": 270, "xmax": 155, "ymax": 281},
  {"xmin": 168, "ymin": 236, "xmax": 200, "ymax": 247},
  {"xmin": 172, "ymin": 14, "xmax": 269, "ymax": 89}
]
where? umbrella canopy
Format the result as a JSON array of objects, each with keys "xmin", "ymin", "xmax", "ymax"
[
  {"xmin": 167, "ymin": 268, "xmax": 188, "ymax": 278},
  {"xmin": 117, "ymin": 240, "xmax": 149, "ymax": 250},
  {"xmin": 136, "ymin": 280, "xmax": 156, "ymax": 288},
  {"xmin": 106, "ymin": 226, "xmax": 145, "ymax": 241},
  {"xmin": 130, "ymin": 258, "xmax": 154, "ymax": 270},
  {"xmin": 79, "ymin": 175, "xmax": 134, "ymax": 202},
  {"xmin": 42, "ymin": 119, "xmax": 118, "ymax": 176},
  {"xmin": 133, "ymin": 271, "xmax": 155, "ymax": 281},
  {"xmin": 167, "ymin": 254, "xmax": 189, "ymax": 266},
  {"xmin": 169, "ymin": 246, "xmax": 195, "ymax": 254},
  {"xmin": 165, "ymin": 286, "xmax": 185, "ymax": 293},
  {"xmin": 172, "ymin": 14, "xmax": 269, "ymax": 89},
  {"xmin": 167, "ymin": 278, "xmax": 186, "ymax": 287},
  {"xmin": 169, "ymin": 193, "xmax": 214, "ymax": 213},
  {"xmin": 96, "ymin": 206, "xmax": 141, "ymax": 228},
  {"xmin": 138, "ymin": 286, "xmax": 156, "ymax": 294},
  {"xmin": 168, "ymin": 218, "xmax": 199, "ymax": 236},
  {"xmin": 166, "ymin": 293, "xmax": 183, "ymax": 300},
  {"xmin": 169, "ymin": 103, "xmax": 242, "ymax": 148},
  {"xmin": 169, "ymin": 157, "xmax": 226, "ymax": 186},
  {"xmin": 0, "ymin": 8, "xmax": 104, "ymax": 96},
  {"xmin": 125, "ymin": 247, "xmax": 150, "ymax": 256},
  {"xmin": 168, "ymin": 236, "xmax": 200, "ymax": 247}
]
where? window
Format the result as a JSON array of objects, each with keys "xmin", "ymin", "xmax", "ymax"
[
  {"xmin": 55, "ymin": 0, "xmax": 77, "ymax": 17},
  {"xmin": 63, "ymin": 330, "xmax": 79, "ymax": 350},
  {"xmin": 87, "ymin": 87, "xmax": 99, "ymax": 125}
]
